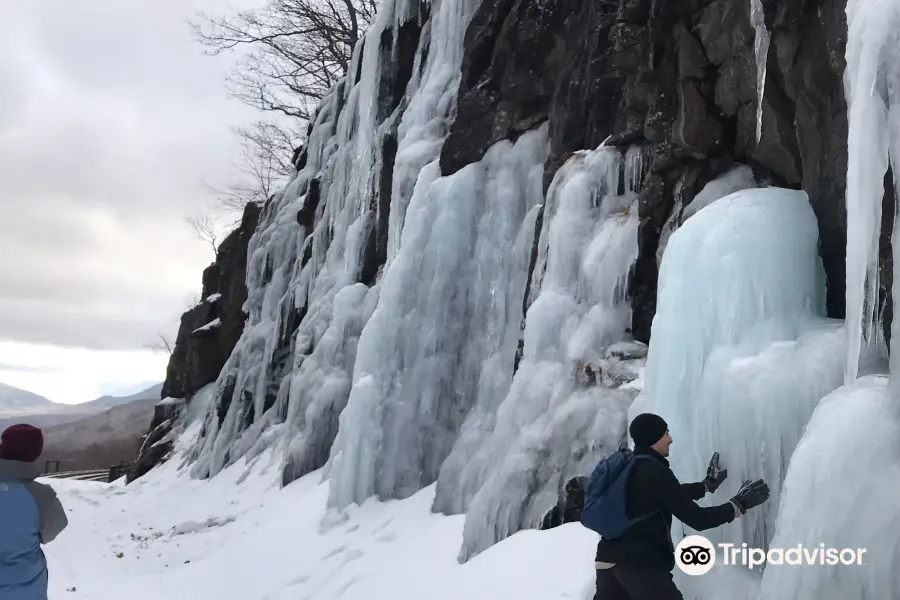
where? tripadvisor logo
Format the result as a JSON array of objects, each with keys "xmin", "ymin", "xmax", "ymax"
[
  {"xmin": 675, "ymin": 535, "xmax": 867, "ymax": 575},
  {"xmin": 676, "ymin": 535, "xmax": 717, "ymax": 575}
]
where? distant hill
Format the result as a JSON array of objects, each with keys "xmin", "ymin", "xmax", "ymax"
[
  {"xmin": 0, "ymin": 382, "xmax": 58, "ymax": 417},
  {"xmin": 72, "ymin": 382, "xmax": 164, "ymax": 413},
  {"xmin": 0, "ymin": 382, "xmax": 163, "ymax": 433},
  {"xmin": 40, "ymin": 397, "xmax": 160, "ymax": 472}
]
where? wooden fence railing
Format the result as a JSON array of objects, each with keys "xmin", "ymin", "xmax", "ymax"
[{"xmin": 42, "ymin": 463, "xmax": 133, "ymax": 483}]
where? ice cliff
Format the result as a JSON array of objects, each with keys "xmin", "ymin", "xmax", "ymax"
[{"xmin": 150, "ymin": 0, "xmax": 900, "ymax": 593}]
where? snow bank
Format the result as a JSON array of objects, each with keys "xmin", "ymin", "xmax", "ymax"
[{"xmin": 44, "ymin": 424, "xmax": 599, "ymax": 600}]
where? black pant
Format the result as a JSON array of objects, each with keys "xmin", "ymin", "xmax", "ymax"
[{"xmin": 594, "ymin": 565, "xmax": 684, "ymax": 600}]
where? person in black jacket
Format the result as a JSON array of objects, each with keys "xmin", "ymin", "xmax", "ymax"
[{"xmin": 593, "ymin": 413, "xmax": 770, "ymax": 600}]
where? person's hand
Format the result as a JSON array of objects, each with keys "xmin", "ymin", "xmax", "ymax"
[
  {"xmin": 702, "ymin": 451, "xmax": 727, "ymax": 493},
  {"xmin": 731, "ymin": 479, "xmax": 770, "ymax": 514}
]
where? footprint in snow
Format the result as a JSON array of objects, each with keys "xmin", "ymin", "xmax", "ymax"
[
  {"xmin": 332, "ymin": 575, "xmax": 361, "ymax": 599},
  {"xmin": 373, "ymin": 517, "xmax": 394, "ymax": 533},
  {"xmin": 340, "ymin": 549, "xmax": 364, "ymax": 566},
  {"xmin": 375, "ymin": 531, "xmax": 396, "ymax": 543},
  {"xmin": 322, "ymin": 544, "xmax": 349, "ymax": 560}
]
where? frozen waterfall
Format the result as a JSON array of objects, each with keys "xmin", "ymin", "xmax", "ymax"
[
  {"xmin": 436, "ymin": 144, "xmax": 648, "ymax": 562},
  {"xmin": 188, "ymin": 0, "xmax": 448, "ymax": 480},
  {"xmin": 326, "ymin": 123, "xmax": 549, "ymax": 508},
  {"xmin": 842, "ymin": 0, "xmax": 900, "ymax": 384},
  {"xmin": 175, "ymin": 0, "xmax": 900, "ymax": 591},
  {"xmin": 635, "ymin": 186, "xmax": 843, "ymax": 553},
  {"xmin": 756, "ymin": 375, "xmax": 900, "ymax": 600},
  {"xmin": 743, "ymin": 2, "xmax": 900, "ymax": 598}
]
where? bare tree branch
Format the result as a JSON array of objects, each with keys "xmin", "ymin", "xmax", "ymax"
[
  {"xmin": 147, "ymin": 331, "xmax": 175, "ymax": 355},
  {"xmin": 190, "ymin": 0, "xmax": 379, "ymax": 122},
  {"xmin": 190, "ymin": 0, "xmax": 380, "ymax": 214},
  {"xmin": 186, "ymin": 214, "xmax": 222, "ymax": 256}
]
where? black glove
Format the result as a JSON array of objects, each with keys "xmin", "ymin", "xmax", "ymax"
[
  {"xmin": 731, "ymin": 479, "xmax": 770, "ymax": 514},
  {"xmin": 702, "ymin": 452, "xmax": 727, "ymax": 493}
]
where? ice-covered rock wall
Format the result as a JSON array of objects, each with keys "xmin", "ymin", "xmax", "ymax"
[
  {"xmin": 188, "ymin": 0, "xmax": 439, "ymax": 480},
  {"xmin": 159, "ymin": 0, "xmax": 900, "ymax": 582},
  {"xmin": 750, "ymin": 1, "xmax": 900, "ymax": 597},
  {"xmin": 636, "ymin": 1, "xmax": 900, "ymax": 597},
  {"xmin": 182, "ymin": 0, "xmax": 652, "ymax": 561},
  {"xmin": 442, "ymin": 145, "xmax": 647, "ymax": 561}
]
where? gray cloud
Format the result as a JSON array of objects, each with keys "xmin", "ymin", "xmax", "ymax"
[{"xmin": 0, "ymin": 0, "xmax": 263, "ymax": 351}]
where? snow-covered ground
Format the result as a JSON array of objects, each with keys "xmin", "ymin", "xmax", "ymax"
[{"xmin": 43, "ymin": 423, "xmax": 602, "ymax": 600}]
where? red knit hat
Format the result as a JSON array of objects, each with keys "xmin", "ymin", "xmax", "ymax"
[{"xmin": 0, "ymin": 424, "xmax": 44, "ymax": 463}]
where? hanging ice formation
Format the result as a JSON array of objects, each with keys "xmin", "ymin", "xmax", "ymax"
[
  {"xmin": 749, "ymin": 0, "xmax": 769, "ymax": 144},
  {"xmin": 842, "ymin": 0, "xmax": 900, "ymax": 384},
  {"xmin": 751, "ymin": 1, "xmax": 900, "ymax": 597},
  {"xmin": 436, "ymin": 143, "xmax": 649, "ymax": 562},
  {"xmin": 635, "ymin": 184, "xmax": 846, "ymax": 558},
  {"xmin": 640, "ymin": 2, "xmax": 900, "ymax": 597},
  {"xmin": 188, "ymin": 0, "xmax": 443, "ymax": 480}
]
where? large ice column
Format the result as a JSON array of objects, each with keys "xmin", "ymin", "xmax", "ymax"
[
  {"xmin": 280, "ymin": 283, "xmax": 379, "ymax": 482},
  {"xmin": 843, "ymin": 0, "xmax": 900, "ymax": 384},
  {"xmin": 638, "ymin": 187, "xmax": 830, "ymax": 545},
  {"xmin": 435, "ymin": 145, "xmax": 646, "ymax": 562},
  {"xmin": 326, "ymin": 124, "xmax": 550, "ymax": 509},
  {"xmin": 757, "ymin": 375, "xmax": 900, "ymax": 599},
  {"xmin": 687, "ymin": 321, "xmax": 845, "ymax": 551}
]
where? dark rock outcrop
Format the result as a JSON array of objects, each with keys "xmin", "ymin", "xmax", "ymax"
[
  {"xmin": 130, "ymin": 201, "xmax": 261, "ymax": 481},
  {"xmin": 127, "ymin": 399, "xmax": 184, "ymax": 483},
  {"xmin": 161, "ymin": 201, "xmax": 262, "ymax": 400},
  {"xmin": 540, "ymin": 475, "xmax": 588, "ymax": 530},
  {"xmin": 441, "ymin": 0, "xmax": 854, "ymax": 343}
]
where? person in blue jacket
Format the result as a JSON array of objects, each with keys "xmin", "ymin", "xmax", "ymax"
[{"xmin": 0, "ymin": 424, "xmax": 69, "ymax": 600}]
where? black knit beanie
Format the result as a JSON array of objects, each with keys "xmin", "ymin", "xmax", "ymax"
[{"xmin": 629, "ymin": 413, "xmax": 668, "ymax": 447}]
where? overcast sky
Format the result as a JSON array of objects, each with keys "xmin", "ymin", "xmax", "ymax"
[{"xmin": 0, "ymin": 1, "xmax": 262, "ymax": 403}]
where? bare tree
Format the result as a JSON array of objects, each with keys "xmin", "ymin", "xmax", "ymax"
[
  {"xmin": 203, "ymin": 120, "xmax": 301, "ymax": 213},
  {"xmin": 189, "ymin": 0, "xmax": 380, "ymax": 215},
  {"xmin": 148, "ymin": 332, "xmax": 175, "ymax": 355},
  {"xmin": 187, "ymin": 214, "xmax": 222, "ymax": 256},
  {"xmin": 191, "ymin": 0, "xmax": 380, "ymax": 122}
]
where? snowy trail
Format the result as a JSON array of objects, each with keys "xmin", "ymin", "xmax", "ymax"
[{"xmin": 42, "ymin": 432, "xmax": 602, "ymax": 600}]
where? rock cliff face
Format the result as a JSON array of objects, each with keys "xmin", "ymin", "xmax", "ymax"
[
  {"xmin": 162, "ymin": 201, "xmax": 263, "ymax": 400},
  {"xmin": 130, "ymin": 201, "xmax": 261, "ymax": 480},
  {"xmin": 441, "ymin": 0, "xmax": 855, "ymax": 341}
]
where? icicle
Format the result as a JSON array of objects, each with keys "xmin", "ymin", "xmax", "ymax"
[
  {"xmin": 750, "ymin": 0, "xmax": 770, "ymax": 144},
  {"xmin": 842, "ymin": 0, "xmax": 900, "ymax": 383}
]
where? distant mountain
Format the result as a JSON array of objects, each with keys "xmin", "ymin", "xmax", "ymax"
[
  {"xmin": 41, "ymin": 397, "xmax": 159, "ymax": 472},
  {"xmin": 0, "ymin": 382, "xmax": 57, "ymax": 417},
  {"xmin": 74, "ymin": 382, "xmax": 163, "ymax": 413},
  {"xmin": 0, "ymin": 382, "xmax": 163, "ymax": 432}
]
